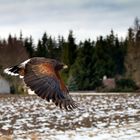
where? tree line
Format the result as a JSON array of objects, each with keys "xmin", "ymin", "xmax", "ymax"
[{"xmin": 0, "ymin": 18, "xmax": 140, "ymax": 92}]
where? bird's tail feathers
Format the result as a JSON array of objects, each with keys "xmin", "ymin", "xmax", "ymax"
[{"xmin": 4, "ymin": 65, "xmax": 20, "ymax": 76}]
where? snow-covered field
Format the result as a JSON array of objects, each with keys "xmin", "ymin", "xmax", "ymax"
[{"xmin": 0, "ymin": 93, "xmax": 140, "ymax": 140}]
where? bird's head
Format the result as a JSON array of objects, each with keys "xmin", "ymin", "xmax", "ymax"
[
  {"xmin": 55, "ymin": 62, "xmax": 68, "ymax": 71},
  {"xmin": 63, "ymin": 64, "xmax": 68, "ymax": 69}
]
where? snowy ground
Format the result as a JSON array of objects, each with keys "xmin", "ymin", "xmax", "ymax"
[{"xmin": 0, "ymin": 93, "xmax": 140, "ymax": 140}]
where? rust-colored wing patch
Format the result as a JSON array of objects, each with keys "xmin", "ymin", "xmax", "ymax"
[{"xmin": 36, "ymin": 63, "xmax": 56, "ymax": 76}]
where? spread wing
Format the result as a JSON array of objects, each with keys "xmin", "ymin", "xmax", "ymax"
[{"xmin": 24, "ymin": 62, "xmax": 77, "ymax": 110}]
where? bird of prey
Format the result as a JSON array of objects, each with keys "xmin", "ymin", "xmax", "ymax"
[{"xmin": 4, "ymin": 57, "xmax": 77, "ymax": 110}]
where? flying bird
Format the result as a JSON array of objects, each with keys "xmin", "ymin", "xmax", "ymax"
[{"xmin": 4, "ymin": 57, "xmax": 77, "ymax": 110}]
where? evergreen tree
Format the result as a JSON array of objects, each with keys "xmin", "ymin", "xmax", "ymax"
[
  {"xmin": 24, "ymin": 36, "xmax": 35, "ymax": 57},
  {"xmin": 61, "ymin": 42, "xmax": 69, "ymax": 65},
  {"xmin": 67, "ymin": 75, "xmax": 78, "ymax": 91},
  {"xmin": 67, "ymin": 30, "xmax": 77, "ymax": 66},
  {"xmin": 57, "ymin": 36, "xmax": 64, "ymax": 60},
  {"xmin": 94, "ymin": 35, "xmax": 115, "ymax": 78},
  {"xmin": 70, "ymin": 40, "xmax": 101, "ymax": 90},
  {"xmin": 47, "ymin": 36, "xmax": 56, "ymax": 58},
  {"xmin": 41, "ymin": 32, "xmax": 48, "ymax": 57},
  {"xmin": 36, "ymin": 40, "xmax": 47, "ymax": 57},
  {"xmin": 61, "ymin": 30, "xmax": 77, "ymax": 67}
]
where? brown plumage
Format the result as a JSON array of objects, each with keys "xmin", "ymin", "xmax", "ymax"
[{"xmin": 4, "ymin": 57, "xmax": 77, "ymax": 110}]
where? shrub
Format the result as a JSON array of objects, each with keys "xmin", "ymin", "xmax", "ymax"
[{"xmin": 115, "ymin": 78, "xmax": 138, "ymax": 92}]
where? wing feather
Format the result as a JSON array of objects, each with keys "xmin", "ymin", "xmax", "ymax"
[{"xmin": 24, "ymin": 61, "xmax": 77, "ymax": 110}]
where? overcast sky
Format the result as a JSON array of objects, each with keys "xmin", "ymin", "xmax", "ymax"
[{"xmin": 0, "ymin": 0, "xmax": 139, "ymax": 43}]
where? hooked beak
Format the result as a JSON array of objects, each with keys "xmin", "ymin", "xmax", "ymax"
[{"xmin": 63, "ymin": 65, "xmax": 68, "ymax": 69}]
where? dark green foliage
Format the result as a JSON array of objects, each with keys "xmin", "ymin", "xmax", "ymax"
[
  {"xmin": 94, "ymin": 32, "xmax": 126, "ymax": 78},
  {"xmin": 67, "ymin": 75, "xmax": 78, "ymax": 91},
  {"xmin": 24, "ymin": 37, "xmax": 35, "ymax": 57},
  {"xmin": 116, "ymin": 78, "xmax": 137, "ymax": 89},
  {"xmin": 114, "ymin": 78, "xmax": 138, "ymax": 92},
  {"xmin": 70, "ymin": 40, "xmax": 102, "ymax": 90},
  {"xmin": 36, "ymin": 39, "xmax": 48, "ymax": 57},
  {"xmin": 35, "ymin": 33, "xmax": 49, "ymax": 57},
  {"xmin": 60, "ymin": 31, "xmax": 77, "ymax": 82},
  {"xmin": 67, "ymin": 30, "xmax": 77, "ymax": 66},
  {"xmin": 68, "ymin": 30, "xmax": 127, "ymax": 90},
  {"xmin": 61, "ymin": 31, "xmax": 77, "ymax": 67},
  {"xmin": 35, "ymin": 33, "xmax": 61, "ymax": 59}
]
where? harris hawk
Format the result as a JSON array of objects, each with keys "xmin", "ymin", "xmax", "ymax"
[{"xmin": 4, "ymin": 57, "xmax": 77, "ymax": 110}]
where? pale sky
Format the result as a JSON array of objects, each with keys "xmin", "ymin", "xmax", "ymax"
[{"xmin": 0, "ymin": 0, "xmax": 139, "ymax": 43}]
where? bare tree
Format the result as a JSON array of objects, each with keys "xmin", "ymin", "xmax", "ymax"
[
  {"xmin": 133, "ymin": 17, "xmax": 140, "ymax": 33},
  {"xmin": 0, "ymin": 35, "xmax": 29, "ymax": 69}
]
